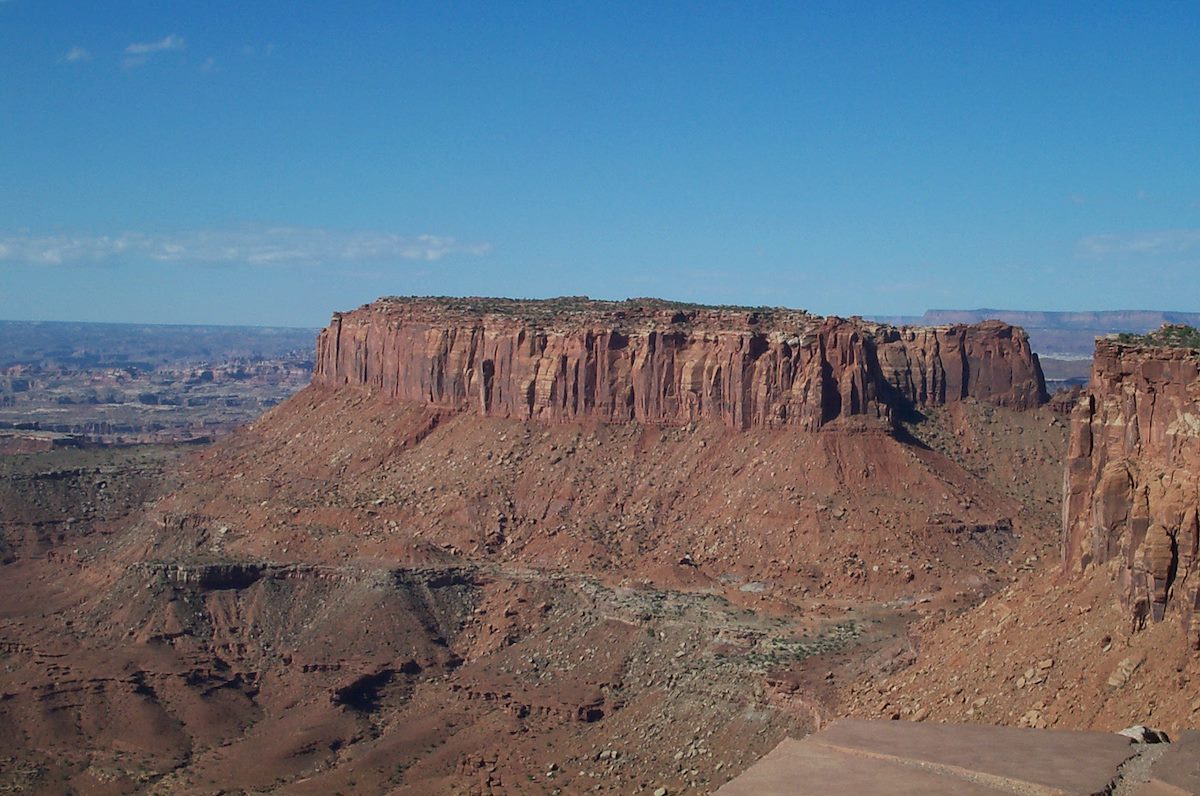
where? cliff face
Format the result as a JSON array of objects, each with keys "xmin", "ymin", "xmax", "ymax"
[
  {"xmin": 312, "ymin": 298, "xmax": 1046, "ymax": 431},
  {"xmin": 1063, "ymin": 339, "xmax": 1200, "ymax": 647}
]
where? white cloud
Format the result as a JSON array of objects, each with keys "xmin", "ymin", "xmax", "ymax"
[
  {"xmin": 1077, "ymin": 229, "xmax": 1200, "ymax": 258},
  {"xmin": 64, "ymin": 46, "xmax": 92, "ymax": 62},
  {"xmin": 123, "ymin": 34, "xmax": 185, "ymax": 67},
  {"xmin": 0, "ymin": 226, "xmax": 492, "ymax": 267},
  {"xmin": 125, "ymin": 34, "xmax": 186, "ymax": 55}
]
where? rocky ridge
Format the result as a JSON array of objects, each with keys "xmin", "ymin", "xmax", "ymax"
[
  {"xmin": 1064, "ymin": 336, "xmax": 1200, "ymax": 648},
  {"xmin": 841, "ymin": 332, "xmax": 1200, "ymax": 738},
  {"xmin": 314, "ymin": 297, "xmax": 1047, "ymax": 431}
]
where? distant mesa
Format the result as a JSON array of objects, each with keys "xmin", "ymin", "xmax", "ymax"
[
  {"xmin": 871, "ymin": 309, "xmax": 1200, "ymax": 394},
  {"xmin": 873, "ymin": 308, "xmax": 1200, "ymax": 358},
  {"xmin": 313, "ymin": 296, "xmax": 1048, "ymax": 432}
]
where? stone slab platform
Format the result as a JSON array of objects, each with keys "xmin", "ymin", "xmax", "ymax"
[
  {"xmin": 717, "ymin": 719, "xmax": 1143, "ymax": 795},
  {"xmin": 1137, "ymin": 730, "xmax": 1200, "ymax": 796}
]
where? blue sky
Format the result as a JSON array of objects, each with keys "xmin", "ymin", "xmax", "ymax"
[{"xmin": 1, "ymin": 1, "xmax": 1197, "ymax": 326}]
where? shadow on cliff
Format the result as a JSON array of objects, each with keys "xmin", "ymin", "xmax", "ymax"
[{"xmin": 891, "ymin": 412, "xmax": 935, "ymax": 452}]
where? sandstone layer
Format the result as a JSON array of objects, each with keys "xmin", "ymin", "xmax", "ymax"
[
  {"xmin": 1064, "ymin": 338, "xmax": 1200, "ymax": 647},
  {"xmin": 314, "ymin": 297, "xmax": 1046, "ymax": 431}
]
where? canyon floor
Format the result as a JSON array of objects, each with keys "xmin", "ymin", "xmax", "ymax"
[
  {"xmin": 3, "ymin": 383, "xmax": 1148, "ymax": 795},
  {"xmin": 0, "ymin": 320, "xmax": 313, "ymax": 445}
]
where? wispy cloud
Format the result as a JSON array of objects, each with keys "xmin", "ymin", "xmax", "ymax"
[
  {"xmin": 123, "ymin": 33, "xmax": 185, "ymax": 67},
  {"xmin": 64, "ymin": 46, "xmax": 92, "ymax": 62},
  {"xmin": 1077, "ymin": 229, "xmax": 1200, "ymax": 258},
  {"xmin": 0, "ymin": 226, "xmax": 493, "ymax": 267},
  {"xmin": 125, "ymin": 34, "xmax": 186, "ymax": 55}
]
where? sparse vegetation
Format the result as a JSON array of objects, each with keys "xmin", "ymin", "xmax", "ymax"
[
  {"xmin": 1115, "ymin": 323, "xmax": 1200, "ymax": 350},
  {"xmin": 366, "ymin": 296, "xmax": 822, "ymax": 339},
  {"xmin": 378, "ymin": 295, "xmax": 799, "ymax": 322}
]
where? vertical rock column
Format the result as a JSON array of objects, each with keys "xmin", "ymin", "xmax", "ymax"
[{"xmin": 1063, "ymin": 340, "xmax": 1200, "ymax": 648}]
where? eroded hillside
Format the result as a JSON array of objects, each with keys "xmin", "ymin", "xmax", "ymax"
[
  {"xmin": 0, "ymin": 298, "xmax": 1072, "ymax": 794},
  {"xmin": 844, "ymin": 331, "xmax": 1200, "ymax": 738}
]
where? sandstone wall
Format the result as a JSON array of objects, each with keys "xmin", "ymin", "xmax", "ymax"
[
  {"xmin": 312, "ymin": 299, "xmax": 1045, "ymax": 431},
  {"xmin": 1063, "ymin": 340, "xmax": 1200, "ymax": 647}
]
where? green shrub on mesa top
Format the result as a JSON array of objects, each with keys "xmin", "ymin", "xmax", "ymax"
[{"xmin": 1116, "ymin": 324, "xmax": 1200, "ymax": 350}]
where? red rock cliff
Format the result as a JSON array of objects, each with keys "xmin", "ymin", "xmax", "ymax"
[
  {"xmin": 1063, "ymin": 338, "xmax": 1200, "ymax": 647},
  {"xmin": 312, "ymin": 298, "xmax": 1045, "ymax": 431}
]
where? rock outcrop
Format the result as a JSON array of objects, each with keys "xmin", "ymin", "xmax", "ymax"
[
  {"xmin": 718, "ymin": 719, "xmax": 1159, "ymax": 796},
  {"xmin": 1063, "ymin": 337, "xmax": 1200, "ymax": 647},
  {"xmin": 314, "ymin": 298, "xmax": 1046, "ymax": 431}
]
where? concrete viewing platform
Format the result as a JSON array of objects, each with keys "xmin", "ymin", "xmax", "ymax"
[{"xmin": 717, "ymin": 719, "xmax": 1200, "ymax": 795}]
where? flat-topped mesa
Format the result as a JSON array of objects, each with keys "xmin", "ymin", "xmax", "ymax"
[
  {"xmin": 1063, "ymin": 333, "xmax": 1200, "ymax": 648},
  {"xmin": 313, "ymin": 297, "xmax": 1047, "ymax": 431}
]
